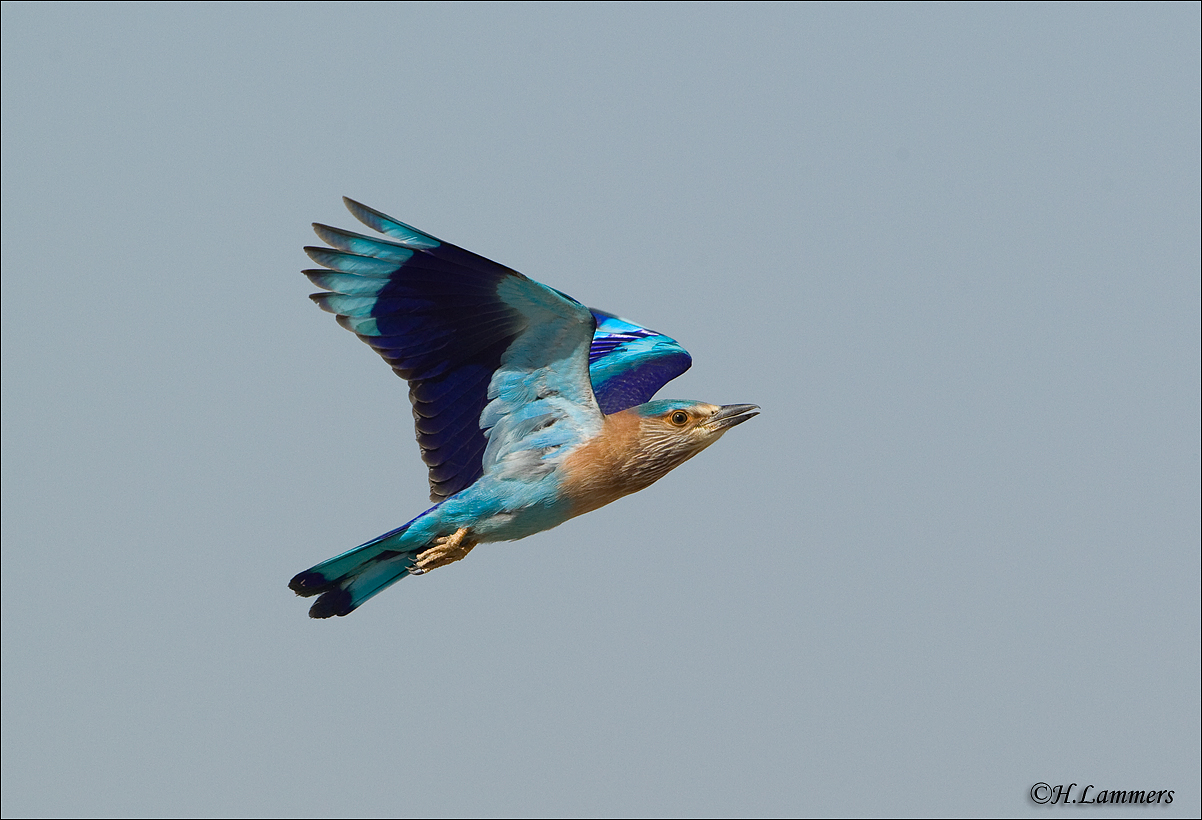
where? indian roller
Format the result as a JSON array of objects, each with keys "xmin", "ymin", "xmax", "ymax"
[{"xmin": 289, "ymin": 198, "xmax": 759, "ymax": 618}]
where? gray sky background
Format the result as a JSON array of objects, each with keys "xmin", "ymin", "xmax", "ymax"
[{"xmin": 2, "ymin": 3, "xmax": 1199, "ymax": 817}]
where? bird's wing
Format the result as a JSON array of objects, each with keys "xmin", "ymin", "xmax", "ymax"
[
  {"xmin": 306, "ymin": 198, "xmax": 602, "ymax": 502},
  {"xmin": 587, "ymin": 309, "xmax": 693, "ymax": 414}
]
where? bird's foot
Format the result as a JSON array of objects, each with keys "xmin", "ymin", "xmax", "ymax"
[{"xmin": 411, "ymin": 527, "xmax": 477, "ymax": 575}]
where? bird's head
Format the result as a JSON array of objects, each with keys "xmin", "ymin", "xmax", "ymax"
[{"xmin": 626, "ymin": 400, "xmax": 760, "ymax": 480}]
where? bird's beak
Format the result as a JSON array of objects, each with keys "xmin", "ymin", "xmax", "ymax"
[{"xmin": 707, "ymin": 403, "xmax": 760, "ymax": 432}]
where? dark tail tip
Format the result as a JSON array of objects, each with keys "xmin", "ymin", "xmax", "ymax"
[
  {"xmin": 289, "ymin": 570, "xmax": 332, "ymax": 597},
  {"xmin": 309, "ymin": 588, "xmax": 356, "ymax": 619}
]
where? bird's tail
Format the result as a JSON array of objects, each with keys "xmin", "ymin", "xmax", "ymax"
[{"xmin": 288, "ymin": 508, "xmax": 436, "ymax": 618}]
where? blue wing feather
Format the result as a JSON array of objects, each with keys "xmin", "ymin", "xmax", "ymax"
[
  {"xmin": 311, "ymin": 224, "xmax": 418, "ymax": 264},
  {"xmin": 306, "ymin": 198, "xmax": 599, "ymax": 501},
  {"xmin": 586, "ymin": 309, "xmax": 692, "ymax": 414}
]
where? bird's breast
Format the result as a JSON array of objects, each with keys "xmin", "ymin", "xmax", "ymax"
[{"xmin": 558, "ymin": 411, "xmax": 652, "ymax": 518}]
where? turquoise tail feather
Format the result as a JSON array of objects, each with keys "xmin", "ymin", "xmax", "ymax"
[{"xmin": 289, "ymin": 506, "xmax": 438, "ymax": 618}]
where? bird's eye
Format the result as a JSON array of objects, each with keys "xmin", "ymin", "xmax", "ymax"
[{"xmin": 670, "ymin": 411, "xmax": 689, "ymax": 426}]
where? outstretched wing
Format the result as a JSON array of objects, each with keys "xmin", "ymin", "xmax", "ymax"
[
  {"xmin": 305, "ymin": 198, "xmax": 601, "ymax": 501},
  {"xmin": 587, "ymin": 309, "xmax": 692, "ymax": 414}
]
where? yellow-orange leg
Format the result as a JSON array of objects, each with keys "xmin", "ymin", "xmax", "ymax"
[{"xmin": 411, "ymin": 527, "xmax": 477, "ymax": 575}]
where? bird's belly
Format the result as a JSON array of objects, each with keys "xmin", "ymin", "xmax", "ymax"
[
  {"xmin": 472, "ymin": 500, "xmax": 576, "ymax": 541},
  {"xmin": 434, "ymin": 483, "xmax": 578, "ymax": 544}
]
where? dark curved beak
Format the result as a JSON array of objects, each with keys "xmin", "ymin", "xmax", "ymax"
[{"xmin": 708, "ymin": 403, "xmax": 760, "ymax": 432}]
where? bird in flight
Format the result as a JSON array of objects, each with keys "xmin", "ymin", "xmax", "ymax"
[{"xmin": 290, "ymin": 199, "xmax": 759, "ymax": 618}]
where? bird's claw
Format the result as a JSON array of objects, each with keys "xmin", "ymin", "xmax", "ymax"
[{"xmin": 411, "ymin": 527, "xmax": 477, "ymax": 575}]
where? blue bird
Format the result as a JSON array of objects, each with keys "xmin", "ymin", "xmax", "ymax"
[{"xmin": 290, "ymin": 199, "xmax": 759, "ymax": 618}]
